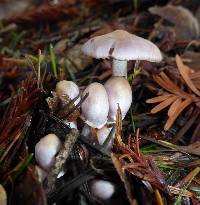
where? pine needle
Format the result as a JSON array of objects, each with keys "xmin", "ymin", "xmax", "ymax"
[{"xmin": 176, "ymin": 55, "xmax": 200, "ymax": 96}]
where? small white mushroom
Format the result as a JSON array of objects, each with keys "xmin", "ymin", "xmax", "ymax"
[
  {"xmin": 96, "ymin": 126, "xmax": 113, "ymax": 149},
  {"xmin": 81, "ymin": 82, "xmax": 109, "ymax": 129},
  {"xmin": 104, "ymin": 76, "xmax": 132, "ymax": 120},
  {"xmin": 35, "ymin": 134, "xmax": 61, "ymax": 171},
  {"xmin": 90, "ymin": 179, "xmax": 115, "ymax": 201},
  {"xmin": 56, "ymin": 80, "xmax": 80, "ymax": 105},
  {"xmin": 34, "ymin": 165, "xmax": 47, "ymax": 183},
  {"xmin": 82, "ymin": 29, "xmax": 162, "ymax": 77}
]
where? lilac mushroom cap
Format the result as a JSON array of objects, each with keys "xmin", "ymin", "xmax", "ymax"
[
  {"xmin": 104, "ymin": 76, "xmax": 132, "ymax": 120},
  {"xmin": 35, "ymin": 134, "xmax": 61, "ymax": 171},
  {"xmin": 82, "ymin": 29, "xmax": 162, "ymax": 77},
  {"xmin": 81, "ymin": 82, "xmax": 109, "ymax": 129},
  {"xmin": 90, "ymin": 179, "xmax": 115, "ymax": 201},
  {"xmin": 56, "ymin": 80, "xmax": 80, "ymax": 105}
]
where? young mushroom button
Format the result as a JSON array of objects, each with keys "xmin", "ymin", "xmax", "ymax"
[
  {"xmin": 56, "ymin": 80, "xmax": 80, "ymax": 105},
  {"xmin": 81, "ymin": 82, "xmax": 109, "ymax": 129},
  {"xmin": 90, "ymin": 179, "xmax": 115, "ymax": 201},
  {"xmin": 104, "ymin": 76, "xmax": 132, "ymax": 121},
  {"xmin": 82, "ymin": 29, "xmax": 162, "ymax": 77},
  {"xmin": 35, "ymin": 133, "xmax": 61, "ymax": 171}
]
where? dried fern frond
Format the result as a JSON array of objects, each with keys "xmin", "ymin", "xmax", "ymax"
[{"xmin": 146, "ymin": 55, "xmax": 200, "ymax": 130}]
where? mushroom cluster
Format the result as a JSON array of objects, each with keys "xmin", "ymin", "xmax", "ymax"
[
  {"xmin": 34, "ymin": 29, "xmax": 162, "ymax": 187},
  {"xmin": 81, "ymin": 29, "xmax": 162, "ymax": 147}
]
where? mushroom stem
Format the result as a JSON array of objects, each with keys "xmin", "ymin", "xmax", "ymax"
[{"xmin": 112, "ymin": 59, "xmax": 127, "ymax": 77}]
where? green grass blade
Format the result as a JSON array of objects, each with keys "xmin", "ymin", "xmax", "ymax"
[
  {"xmin": 13, "ymin": 153, "xmax": 33, "ymax": 180},
  {"xmin": 49, "ymin": 44, "xmax": 58, "ymax": 78}
]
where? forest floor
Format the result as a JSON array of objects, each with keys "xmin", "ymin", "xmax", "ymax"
[{"xmin": 0, "ymin": 0, "xmax": 200, "ymax": 205}]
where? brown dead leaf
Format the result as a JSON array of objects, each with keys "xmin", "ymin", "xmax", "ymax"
[
  {"xmin": 149, "ymin": 5, "xmax": 199, "ymax": 40},
  {"xmin": 150, "ymin": 96, "xmax": 178, "ymax": 114},
  {"xmin": 146, "ymin": 54, "xmax": 200, "ymax": 130},
  {"xmin": 146, "ymin": 94, "xmax": 173, "ymax": 104},
  {"xmin": 152, "ymin": 73, "xmax": 181, "ymax": 94},
  {"xmin": 176, "ymin": 54, "xmax": 200, "ymax": 96},
  {"xmin": 168, "ymin": 97, "xmax": 182, "ymax": 117},
  {"xmin": 165, "ymin": 98, "xmax": 192, "ymax": 130},
  {"xmin": 146, "ymin": 57, "xmax": 200, "ymax": 130}
]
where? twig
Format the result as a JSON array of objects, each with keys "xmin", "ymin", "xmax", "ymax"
[{"xmin": 45, "ymin": 128, "xmax": 79, "ymax": 194}]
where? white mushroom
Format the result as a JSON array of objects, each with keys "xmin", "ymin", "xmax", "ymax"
[
  {"xmin": 90, "ymin": 179, "xmax": 115, "ymax": 201},
  {"xmin": 104, "ymin": 76, "xmax": 132, "ymax": 120},
  {"xmin": 81, "ymin": 82, "xmax": 109, "ymax": 129},
  {"xmin": 56, "ymin": 80, "xmax": 80, "ymax": 105},
  {"xmin": 35, "ymin": 134, "xmax": 61, "ymax": 171},
  {"xmin": 96, "ymin": 126, "xmax": 113, "ymax": 149},
  {"xmin": 34, "ymin": 165, "xmax": 48, "ymax": 183},
  {"xmin": 82, "ymin": 29, "xmax": 162, "ymax": 77}
]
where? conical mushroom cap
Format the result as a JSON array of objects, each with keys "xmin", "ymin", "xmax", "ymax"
[{"xmin": 82, "ymin": 30, "xmax": 162, "ymax": 62}]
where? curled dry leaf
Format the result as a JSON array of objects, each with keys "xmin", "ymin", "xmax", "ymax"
[
  {"xmin": 176, "ymin": 54, "xmax": 200, "ymax": 96},
  {"xmin": 164, "ymin": 98, "xmax": 192, "ymax": 130},
  {"xmin": 167, "ymin": 97, "xmax": 182, "ymax": 117},
  {"xmin": 146, "ymin": 55, "xmax": 200, "ymax": 130},
  {"xmin": 150, "ymin": 96, "xmax": 178, "ymax": 114},
  {"xmin": 149, "ymin": 5, "xmax": 200, "ymax": 40}
]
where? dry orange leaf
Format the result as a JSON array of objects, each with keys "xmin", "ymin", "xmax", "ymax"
[
  {"xmin": 159, "ymin": 72, "xmax": 181, "ymax": 92},
  {"xmin": 153, "ymin": 75, "xmax": 175, "ymax": 93},
  {"xmin": 146, "ymin": 95, "xmax": 173, "ymax": 104},
  {"xmin": 150, "ymin": 96, "xmax": 178, "ymax": 114},
  {"xmin": 176, "ymin": 54, "xmax": 200, "ymax": 96},
  {"xmin": 164, "ymin": 98, "xmax": 192, "ymax": 130},
  {"xmin": 167, "ymin": 97, "xmax": 182, "ymax": 117},
  {"xmin": 146, "ymin": 55, "xmax": 200, "ymax": 130}
]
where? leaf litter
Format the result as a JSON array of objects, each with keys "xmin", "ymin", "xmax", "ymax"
[{"xmin": 1, "ymin": 0, "xmax": 200, "ymax": 205}]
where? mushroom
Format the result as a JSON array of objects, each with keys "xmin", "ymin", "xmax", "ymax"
[
  {"xmin": 104, "ymin": 76, "xmax": 132, "ymax": 120},
  {"xmin": 56, "ymin": 80, "xmax": 80, "ymax": 105},
  {"xmin": 34, "ymin": 165, "xmax": 48, "ymax": 183},
  {"xmin": 81, "ymin": 82, "xmax": 109, "ymax": 129},
  {"xmin": 82, "ymin": 29, "xmax": 162, "ymax": 77},
  {"xmin": 96, "ymin": 126, "xmax": 113, "ymax": 149},
  {"xmin": 90, "ymin": 179, "xmax": 115, "ymax": 201},
  {"xmin": 35, "ymin": 133, "xmax": 61, "ymax": 171},
  {"xmin": 56, "ymin": 80, "xmax": 80, "ymax": 127}
]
